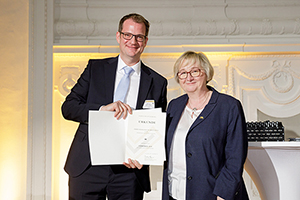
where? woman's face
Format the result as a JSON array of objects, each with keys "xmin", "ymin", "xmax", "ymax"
[{"xmin": 178, "ymin": 63, "xmax": 207, "ymax": 94}]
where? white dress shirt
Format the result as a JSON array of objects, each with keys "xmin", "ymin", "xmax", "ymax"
[
  {"xmin": 114, "ymin": 56, "xmax": 141, "ymax": 109},
  {"xmin": 168, "ymin": 106, "xmax": 203, "ymax": 200}
]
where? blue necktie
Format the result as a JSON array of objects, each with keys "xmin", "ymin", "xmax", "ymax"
[{"xmin": 114, "ymin": 66, "xmax": 134, "ymax": 102}]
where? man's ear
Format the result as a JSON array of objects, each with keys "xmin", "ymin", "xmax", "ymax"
[
  {"xmin": 116, "ymin": 31, "xmax": 121, "ymax": 44},
  {"xmin": 144, "ymin": 36, "xmax": 148, "ymax": 46}
]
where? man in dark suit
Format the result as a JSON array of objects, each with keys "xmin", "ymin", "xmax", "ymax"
[{"xmin": 62, "ymin": 13, "xmax": 168, "ymax": 200}]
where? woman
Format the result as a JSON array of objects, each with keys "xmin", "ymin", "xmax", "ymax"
[{"xmin": 162, "ymin": 51, "xmax": 249, "ymax": 200}]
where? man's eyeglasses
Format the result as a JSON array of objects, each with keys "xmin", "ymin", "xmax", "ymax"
[
  {"xmin": 177, "ymin": 68, "xmax": 202, "ymax": 80},
  {"xmin": 119, "ymin": 32, "xmax": 147, "ymax": 42}
]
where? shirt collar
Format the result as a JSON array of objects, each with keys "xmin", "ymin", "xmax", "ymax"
[{"xmin": 117, "ymin": 56, "xmax": 141, "ymax": 75}]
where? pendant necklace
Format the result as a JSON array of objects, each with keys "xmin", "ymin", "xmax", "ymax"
[
  {"xmin": 191, "ymin": 108, "xmax": 198, "ymax": 118},
  {"xmin": 189, "ymin": 91, "xmax": 210, "ymax": 118}
]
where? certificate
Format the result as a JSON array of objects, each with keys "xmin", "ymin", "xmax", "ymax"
[
  {"xmin": 125, "ymin": 109, "xmax": 166, "ymax": 165},
  {"xmin": 88, "ymin": 109, "xmax": 166, "ymax": 165}
]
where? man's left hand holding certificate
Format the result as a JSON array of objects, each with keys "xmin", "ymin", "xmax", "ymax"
[{"xmin": 88, "ymin": 108, "xmax": 166, "ymax": 166}]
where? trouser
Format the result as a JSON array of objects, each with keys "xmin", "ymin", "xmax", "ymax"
[{"xmin": 69, "ymin": 165, "xmax": 144, "ymax": 200}]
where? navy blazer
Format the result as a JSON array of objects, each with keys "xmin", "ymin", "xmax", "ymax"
[
  {"xmin": 62, "ymin": 56, "xmax": 168, "ymax": 192},
  {"xmin": 162, "ymin": 87, "xmax": 249, "ymax": 200}
]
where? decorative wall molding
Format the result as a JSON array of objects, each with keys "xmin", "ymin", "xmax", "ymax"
[
  {"xmin": 59, "ymin": 66, "xmax": 80, "ymax": 96},
  {"xmin": 227, "ymin": 54, "xmax": 300, "ymax": 127},
  {"xmin": 27, "ymin": 0, "xmax": 53, "ymax": 199},
  {"xmin": 230, "ymin": 60, "xmax": 296, "ymax": 93},
  {"xmin": 228, "ymin": 55, "xmax": 300, "ymax": 104},
  {"xmin": 54, "ymin": 0, "xmax": 300, "ymax": 45}
]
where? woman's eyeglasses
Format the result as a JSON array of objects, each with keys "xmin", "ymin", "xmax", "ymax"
[{"xmin": 177, "ymin": 68, "xmax": 202, "ymax": 79}]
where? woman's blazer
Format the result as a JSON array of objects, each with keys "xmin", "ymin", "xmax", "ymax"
[{"xmin": 162, "ymin": 87, "xmax": 249, "ymax": 200}]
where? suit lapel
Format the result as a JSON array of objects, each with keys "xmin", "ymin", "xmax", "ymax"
[
  {"xmin": 166, "ymin": 88, "xmax": 219, "ymax": 155},
  {"xmin": 104, "ymin": 57, "xmax": 118, "ymax": 103},
  {"xmin": 188, "ymin": 88, "xmax": 218, "ymax": 133},
  {"xmin": 136, "ymin": 62, "xmax": 152, "ymax": 109},
  {"xmin": 167, "ymin": 95, "xmax": 188, "ymax": 151}
]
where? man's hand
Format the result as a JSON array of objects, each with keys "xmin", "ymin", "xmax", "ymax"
[
  {"xmin": 217, "ymin": 196, "xmax": 224, "ymax": 200},
  {"xmin": 123, "ymin": 159, "xmax": 143, "ymax": 170},
  {"xmin": 100, "ymin": 101, "xmax": 132, "ymax": 119}
]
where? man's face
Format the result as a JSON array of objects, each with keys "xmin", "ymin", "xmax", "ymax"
[{"xmin": 116, "ymin": 18, "xmax": 148, "ymax": 65}]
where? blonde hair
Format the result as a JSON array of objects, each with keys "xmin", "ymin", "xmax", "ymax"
[{"xmin": 174, "ymin": 51, "xmax": 214, "ymax": 83}]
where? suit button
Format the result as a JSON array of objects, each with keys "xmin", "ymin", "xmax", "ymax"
[
  {"xmin": 187, "ymin": 176, "xmax": 192, "ymax": 180},
  {"xmin": 187, "ymin": 153, "xmax": 192, "ymax": 157}
]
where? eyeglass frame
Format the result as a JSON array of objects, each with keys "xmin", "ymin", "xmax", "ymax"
[
  {"xmin": 119, "ymin": 31, "xmax": 147, "ymax": 42},
  {"xmin": 177, "ymin": 68, "xmax": 202, "ymax": 80}
]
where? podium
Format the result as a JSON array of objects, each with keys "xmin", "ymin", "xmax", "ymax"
[{"xmin": 245, "ymin": 142, "xmax": 300, "ymax": 200}]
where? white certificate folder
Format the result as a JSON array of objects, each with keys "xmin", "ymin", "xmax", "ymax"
[{"xmin": 88, "ymin": 109, "xmax": 166, "ymax": 165}]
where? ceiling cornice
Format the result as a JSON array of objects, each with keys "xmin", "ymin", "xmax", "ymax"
[{"xmin": 54, "ymin": 0, "xmax": 300, "ymax": 45}]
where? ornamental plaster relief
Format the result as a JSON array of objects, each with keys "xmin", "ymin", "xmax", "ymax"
[
  {"xmin": 59, "ymin": 65, "xmax": 80, "ymax": 96},
  {"xmin": 228, "ymin": 54, "xmax": 300, "ymax": 106},
  {"xmin": 54, "ymin": 0, "xmax": 300, "ymax": 44},
  {"xmin": 55, "ymin": 19, "xmax": 300, "ymax": 37}
]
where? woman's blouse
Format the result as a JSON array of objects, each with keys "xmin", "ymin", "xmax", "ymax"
[{"xmin": 168, "ymin": 106, "xmax": 203, "ymax": 200}]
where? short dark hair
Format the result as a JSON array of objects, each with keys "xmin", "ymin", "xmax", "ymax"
[{"xmin": 118, "ymin": 13, "xmax": 150, "ymax": 36}]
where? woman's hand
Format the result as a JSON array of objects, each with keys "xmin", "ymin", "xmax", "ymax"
[
  {"xmin": 100, "ymin": 101, "xmax": 132, "ymax": 119},
  {"xmin": 123, "ymin": 159, "xmax": 143, "ymax": 169},
  {"xmin": 217, "ymin": 196, "xmax": 224, "ymax": 200}
]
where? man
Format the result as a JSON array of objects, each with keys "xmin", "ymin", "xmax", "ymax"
[{"xmin": 61, "ymin": 13, "xmax": 168, "ymax": 200}]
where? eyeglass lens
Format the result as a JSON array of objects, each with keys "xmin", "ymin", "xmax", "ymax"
[
  {"xmin": 121, "ymin": 32, "xmax": 146, "ymax": 42},
  {"xmin": 178, "ymin": 69, "xmax": 201, "ymax": 79}
]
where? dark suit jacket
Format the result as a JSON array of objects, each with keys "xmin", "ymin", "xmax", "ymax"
[
  {"xmin": 162, "ymin": 87, "xmax": 249, "ymax": 200},
  {"xmin": 62, "ymin": 56, "xmax": 168, "ymax": 192}
]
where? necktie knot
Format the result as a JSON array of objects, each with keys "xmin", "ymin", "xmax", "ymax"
[{"xmin": 123, "ymin": 66, "xmax": 134, "ymax": 75}]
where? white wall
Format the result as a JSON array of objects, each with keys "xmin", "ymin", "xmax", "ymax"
[{"xmin": 0, "ymin": 0, "xmax": 28, "ymax": 199}]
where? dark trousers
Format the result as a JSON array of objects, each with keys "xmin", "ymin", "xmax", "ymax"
[
  {"xmin": 69, "ymin": 165, "xmax": 144, "ymax": 200},
  {"xmin": 169, "ymin": 196, "xmax": 176, "ymax": 200}
]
